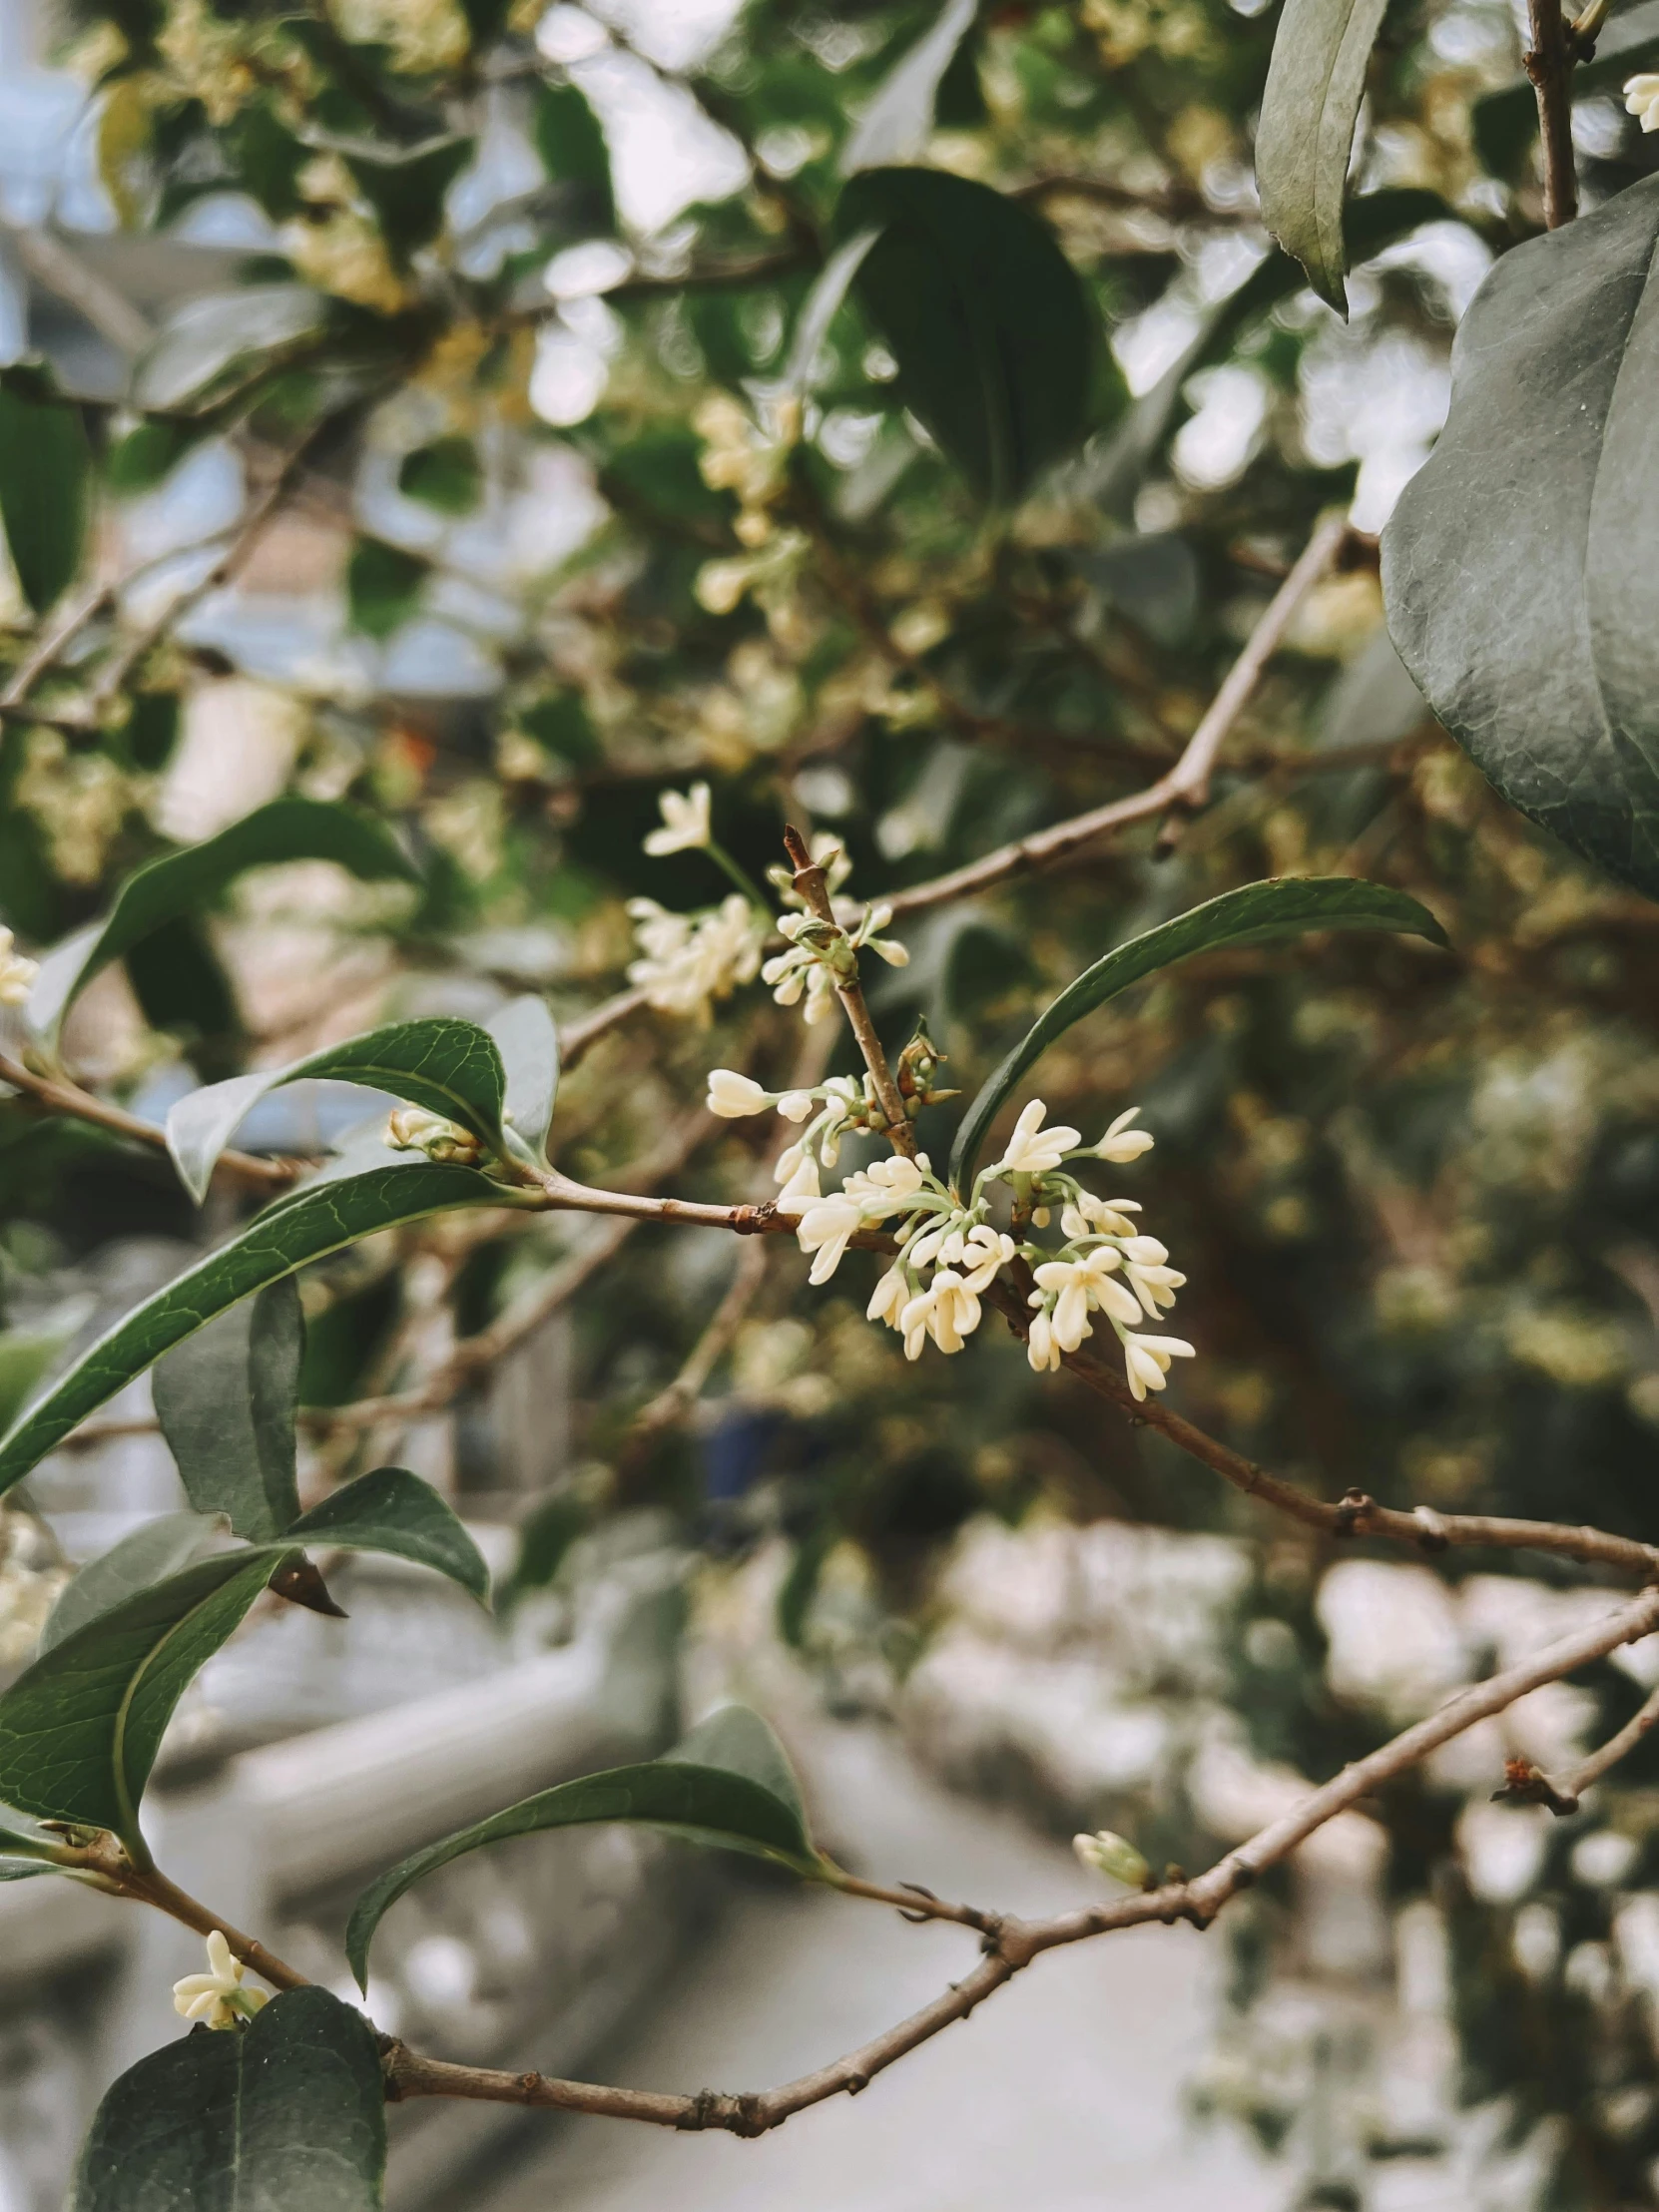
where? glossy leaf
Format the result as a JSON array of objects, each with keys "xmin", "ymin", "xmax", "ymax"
[
  {"xmin": 0, "ymin": 1324, "xmax": 75, "ymax": 1434},
  {"xmin": 949, "ymin": 879, "xmax": 1447, "ymax": 1191},
  {"xmin": 0, "ymin": 1163, "xmax": 519, "ymax": 1498},
  {"xmin": 486, "ymin": 995, "xmax": 559, "ymax": 1165},
  {"xmin": 288, "ymin": 1467, "xmax": 489, "ymax": 1604},
  {"xmin": 840, "ymin": 0, "xmax": 978, "ymax": 174},
  {"xmin": 346, "ymin": 1703, "xmax": 818, "ymax": 1986},
  {"xmin": 70, "ymin": 1986, "xmax": 385, "ymax": 2212},
  {"xmin": 1255, "ymin": 0, "xmax": 1390, "ymax": 311},
  {"xmin": 39, "ymin": 1511, "xmax": 225, "ymax": 1656},
  {"xmin": 1382, "ymin": 175, "xmax": 1659, "ymax": 903},
  {"xmin": 346, "ymin": 537, "xmax": 428, "ymax": 640},
  {"xmin": 26, "ymin": 798, "xmax": 417, "ymax": 1043},
  {"xmin": 0, "ymin": 1547, "xmax": 296, "ymax": 1844},
  {"xmin": 166, "ymin": 1018, "xmax": 508, "ymax": 1205},
  {"xmin": 835, "ymin": 168, "xmax": 1100, "ymax": 507},
  {"xmin": 533, "ymin": 81, "xmax": 615, "ymax": 231},
  {"xmin": 153, "ymin": 1280, "xmax": 303, "ymax": 1538},
  {"xmin": 0, "ymin": 363, "xmax": 91, "ymax": 614}
]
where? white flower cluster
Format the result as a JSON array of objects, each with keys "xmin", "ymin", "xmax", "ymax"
[
  {"xmin": 0, "ymin": 928, "xmax": 39, "ymax": 1008},
  {"xmin": 762, "ymin": 900, "xmax": 909, "ymax": 1024},
  {"xmin": 627, "ymin": 894, "xmax": 767, "ymax": 1021},
  {"xmin": 1626, "ymin": 72, "xmax": 1659, "ymax": 130},
  {"xmin": 173, "ymin": 1930, "xmax": 268, "ymax": 2030},
  {"xmin": 706, "ymin": 1076, "xmax": 1195, "ymax": 1400}
]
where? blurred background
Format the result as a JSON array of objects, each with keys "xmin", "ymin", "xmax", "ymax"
[{"xmin": 4, "ymin": 0, "xmax": 1659, "ymax": 2202}]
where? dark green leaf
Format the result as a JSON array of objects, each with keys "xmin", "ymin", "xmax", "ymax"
[
  {"xmin": 106, "ymin": 418, "xmax": 203, "ymax": 495},
  {"xmin": 288, "ymin": 1467, "xmax": 489, "ymax": 1602},
  {"xmin": 0, "ymin": 1547, "xmax": 296, "ymax": 1844},
  {"xmin": 1382, "ymin": 176, "xmax": 1659, "ymax": 904},
  {"xmin": 949, "ymin": 878, "xmax": 1448, "ymax": 1191},
  {"xmin": 343, "ymin": 138, "xmax": 471, "ymax": 263},
  {"xmin": 26, "ymin": 798, "xmax": 418, "ymax": 1043},
  {"xmin": 132, "ymin": 285, "xmax": 330, "ymax": 415},
  {"xmin": 533, "ymin": 82, "xmax": 615, "ymax": 231},
  {"xmin": 487, "ymin": 995, "xmax": 558, "ymax": 1165},
  {"xmin": 70, "ymin": 1986, "xmax": 385, "ymax": 2212},
  {"xmin": 346, "ymin": 1703, "xmax": 818, "ymax": 1987},
  {"xmin": 397, "ymin": 435, "xmax": 481, "ymax": 514},
  {"xmin": 347, "ymin": 536, "xmax": 428, "ymax": 639},
  {"xmin": 517, "ymin": 692, "xmax": 601, "ymax": 769},
  {"xmin": 1255, "ymin": 0, "xmax": 1390, "ymax": 311},
  {"xmin": 0, "ymin": 362, "xmax": 91, "ymax": 614},
  {"xmin": 0, "ymin": 1163, "xmax": 519, "ymax": 1498},
  {"xmin": 153, "ymin": 1280, "xmax": 303, "ymax": 1537},
  {"xmin": 39, "ymin": 1510, "xmax": 225, "ymax": 1655},
  {"xmin": 835, "ymin": 168, "xmax": 1101, "ymax": 507},
  {"xmin": 167, "ymin": 1017, "xmax": 508, "ymax": 1204}
]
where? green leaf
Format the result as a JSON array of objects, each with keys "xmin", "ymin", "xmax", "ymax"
[
  {"xmin": 949, "ymin": 878, "xmax": 1448, "ymax": 1191},
  {"xmin": 834, "ymin": 168, "xmax": 1101, "ymax": 507},
  {"xmin": 0, "ymin": 1547, "xmax": 297, "ymax": 1845},
  {"xmin": 1255, "ymin": 0, "xmax": 1390, "ymax": 312},
  {"xmin": 166, "ymin": 1017, "xmax": 509, "ymax": 1205},
  {"xmin": 0, "ymin": 363, "xmax": 91, "ymax": 614},
  {"xmin": 69, "ymin": 1986, "xmax": 385, "ymax": 2212},
  {"xmin": 288, "ymin": 1467, "xmax": 489, "ymax": 1603},
  {"xmin": 397, "ymin": 435, "xmax": 481, "ymax": 515},
  {"xmin": 153, "ymin": 1280, "xmax": 303, "ymax": 1537},
  {"xmin": 346, "ymin": 536, "xmax": 428, "ymax": 639},
  {"xmin": 39, "ymin": 1510, "xmax": 225, "ymax": 1656},
  {"xmin": 346, "ymin": 1703, "xmax": 818, "ymax": 1988},
  {"xmin": 839, "ymin": 0, "xmax": 978, "ymax": 174},
  {"xmin": 533, "ymin": 82, "xmax": 615, "ymax": 232},
  {"xmin": 26, "ymin": 797, "xmax": 418, "ymax": 1043},
  {"xmin": 1382, "ymin": 176, "xmax": 1659, "ymax": 904},
  {"xmin": 487, "ymin": 995, "xmax": 558, "ymax": 1165},
  {"xmin": 132, "ymin": 285, "xmax": 330, "ymax": 415},
  {"xmin": 343, "ymin": 138, "xmax": 472, "ymax": 264},
  {"xmin": 0, "ymin": 1162, "xmax": 518, "ymax": 1499}
]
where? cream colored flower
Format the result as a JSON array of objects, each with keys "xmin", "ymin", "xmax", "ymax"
[
  {"xmin": 1032, "ymin": 1252, "xmax": 1142, "ymax": 1348},
  {"xmin": 1026, "ymin": 1308, "xmax": 1062, "ymax": 1373},
  {"xmin": 866, "ymin": 1263, "xmax": 908, "ymax": 1329},
  {"xmin": 775, "ymin": 1154, "xmax": 821, "ymax": 1213},
  {"xmin": 776, "ymin": 1089, "xmax": 818, "ymax": 1123},
  {"xmin": 644, "ymin": 783, "xmax": 713, "ymax": 856},
  {"xmin": 897, "ymin": 1269, "xmax": 980, "ymax": 1359},
  {"xmin": 1626, "ymin": 72, "xmax": 1659, "ymax": 130},
  {"xmin": 1061, "ymin": 1194, "xmax": 1142, "ymax": 1240},
  {"xmin": 839, "ymin": 1154, "xmax": 928, "ymax": 1219},
  {"xmin": 173, "ymin": 1931, "xmax": 267, "ymax": 2029},
  {"xmin": 993, "ymin": 1100, "xmax": 1082, "ymax": 1179},
  {"xmin": 0, "ymin": 929, "xmax": 38, "ymax": 1008},
  {"xmin": 1122, "ymin": 1332, "xmax": 1196, "ymax": 1401},
  {"xmin": 706, "ymin": 1069, "xmax": 770, "ymax": 1118},
  {"xmin": 384, "ymin": 1106, "xmax": 481, "ymax": 1164},
  {"xmin": 627, "ymin": 895, "xmax": 765, "ymax": 1021},
  {"xmin": 1095, "ymin": 1107, "xmax": 1155, "ymax": 1164},
  {"xmin": 793, "ymin": 1193, "xmax": 865, "ymax": 1284}
]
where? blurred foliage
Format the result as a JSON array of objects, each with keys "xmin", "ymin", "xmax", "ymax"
[{"xmin": 4, "ymin": 0, "xmax": 1659, "ymax": 2195}]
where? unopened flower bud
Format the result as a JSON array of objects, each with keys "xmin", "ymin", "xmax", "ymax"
[
  {"xmin": 1072, "ymin": 1830, "xmax": 1150, "ymax": 1890},
  {"xmin": 384, "ymin": 1106, "xmax": 481, "ymax": 1164},
  {"xmin": 706, "ymin": 1068, "xmax": 770, "ymax": 1117}
]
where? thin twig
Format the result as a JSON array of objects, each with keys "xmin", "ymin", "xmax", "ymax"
[
  {"xmin": 1498, "ymin": 1678, "xmax": 1659, "ymax": 1815},
  {"xmin": 782, "ymin": 823, "xmax": 916, "ymax": 1157},
  {"xmin": 6, "ymin": 227, "xmax": 154, "ymax": 355},
  {"xmin": 1524, "ymin": 0, "xmax": 1579, "ymax": 229},
  {"xmin": 0, "ymin": 1050, "xmax": 296, "ymax": 1193},
  {"xmin": 884, "ymin": 513, "xmax": 1351, "ymax": 918}
]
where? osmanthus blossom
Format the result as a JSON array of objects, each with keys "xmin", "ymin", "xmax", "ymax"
[
  {"xmin": 705, "ymin": 1063, "xmax": 1195, "ymax": 1402},
  {"xmin": 1626, "ymin": 72, "xmax": 1659, "ymax": 130},
  {"xmin": 172, "ymin": 1931, "xmax": 267, "ymax": 2030},
  {"xmin": 643, "ymin": 783, "xmax": 712, "ymax": 856},
  {"xmin": 627, "ymin": 894, "xmax": 766, "ymax": 1020},
  {"xmin": 0, "ymin": 928, "xmax": 38, "ymax": 1008}
]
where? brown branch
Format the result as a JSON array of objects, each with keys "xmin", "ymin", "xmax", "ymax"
[
  {"xmin": 0, "ymin": 1049, "xmax": 296, "ymax": 1193},
  {"xmin": 1498, "ymin": 1678, "xmax": 1659, "ymax": 1816},
  {"xmin": 0, "ymin": 579, "xmax": 114, "ymax": 720},
  {"xmin": 982, "ymin": 1274, "xmax": 1659, "ymax": 1580},
  {"xmin": 383, "ymin": 1584, "xmax": 1659, "ymax": 2130},
  {"xmin": 884, "ymin": 512, "xmax": 1352, "ymax": 919},
  {"xmin": 1524, "ymin": 0, "xmax": 1579, "ymax": 229},
  {"xmin": 782, "ymin": 823, "xmax": 916, "ymax": 1158}
]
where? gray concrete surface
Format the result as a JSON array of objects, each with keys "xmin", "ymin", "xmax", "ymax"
[{"xmin": 475, "ymin": 1721, "xmax": 1283, "ymax": 2212}]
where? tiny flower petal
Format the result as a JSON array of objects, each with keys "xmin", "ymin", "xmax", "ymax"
[{"xmin": 643, "ymin": 783, "xmax": 713, "ymax": 855}]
